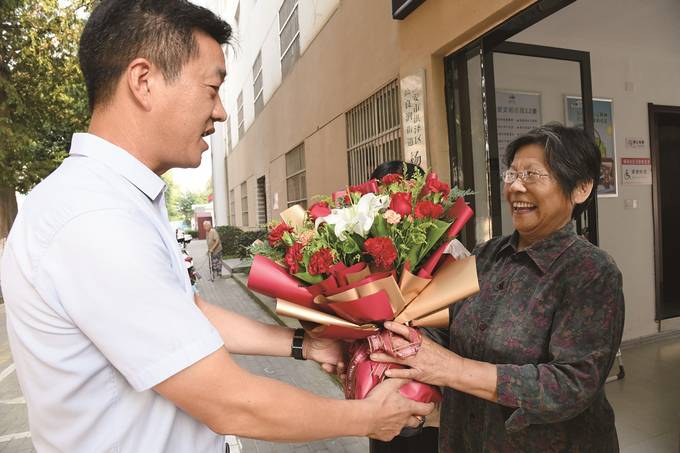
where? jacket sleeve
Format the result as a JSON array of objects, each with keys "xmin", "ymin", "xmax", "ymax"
[{"xmin": 495, "ymin": 260, "xmax": 625, "ymax": 432}]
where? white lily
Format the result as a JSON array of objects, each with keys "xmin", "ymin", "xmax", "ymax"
[{"xmin": 315, "ymin": 193, "xmax": 390, "ymax": 240}]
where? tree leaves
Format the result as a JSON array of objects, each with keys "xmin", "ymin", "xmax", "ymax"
[{"xmin": 0, "ymin": 0, "xmax": 91, "ymax": 192}]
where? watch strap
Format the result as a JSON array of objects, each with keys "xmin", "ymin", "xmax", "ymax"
[{"xmin": 291, "ymin": 328, "xmax": 306, "ymax": 360}]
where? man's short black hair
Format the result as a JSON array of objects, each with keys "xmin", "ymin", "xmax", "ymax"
[
  {"xmin": 79, "ymin": 0, "xmax": 232, "ymax": 112},
  {"xmin": 504, "ymin": 123, "xmax": 601, "ymax": 218}
]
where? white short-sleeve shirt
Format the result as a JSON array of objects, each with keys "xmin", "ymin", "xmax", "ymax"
[{"xmin": 1, "ymin": 133, "xmax": 225, "ymax": 452}]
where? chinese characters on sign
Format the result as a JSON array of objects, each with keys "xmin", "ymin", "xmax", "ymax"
[
  {"xmin": 565, "ymin": 97, "xmax": 617, "ymax": 197},
  {"xmin": 625, "ymin": 137, "xmax": 646, "ymax": 149},
  {"xmin": 621, "ymin": 157, "xmax": 652, "ymax": 185},
  {"xmin": 400, "ymin": 70, "xmax": 428, "ymax": 169},
  {"xmin": 495, "ymin": 91, "xmax": 542, "ymax": 171}
]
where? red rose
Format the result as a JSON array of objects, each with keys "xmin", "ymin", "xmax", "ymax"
[
  {"xmin": 308, "ymin": 202, "xmax": 331, "ymax": 221},
  {"xmin": 381, "ymin": 173, "xmax": 402, "ymax": 185},
  {"xmin": 349, "ymin": 179, "xmax": 379, "ymax": 195},
  {"xmin": 415, "ymin": 200, "xmax": 444, "ymax": 219},
  {"xmin": 284, "ymin": 242, "xmax": 304, "ymax": 274},
  {"xmin": 421, "ymin": 173, "xmax": 451, "ymax": 197},
  {"xmin": 363, "ymin": 237, "xmax": 398, "ymax": 270},
  {"xmin": 389, "ymin": 192, "xmax": 412, "ymax": 216},
  {"xmin": 268, "ymin": 222, "xmax": 293, "ymax": 246},
  {"xmin": 308, "ymin": 248, "xmax": 334, "ymax": 276}
]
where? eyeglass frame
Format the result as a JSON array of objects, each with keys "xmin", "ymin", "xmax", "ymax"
[{"xmin": 502, "ymin": 169, "xmax": 551, "ymax": 185}]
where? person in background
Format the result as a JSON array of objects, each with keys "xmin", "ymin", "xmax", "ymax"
[
  {"xmin": 368, "ymin": 160, "xmax": 440, "ymax": 453},
  {"xmin": 204, "ymin": 220, "xmax": 223, "ymax": 280},
  {"xmin": 372, "ymin": 124, "xmax": 625, "ymax": 452},
  {"xmin": 0, "ymin": 2, "xmax": 432, "ymax": 452}
]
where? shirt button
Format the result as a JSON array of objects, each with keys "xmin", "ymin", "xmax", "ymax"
[{"xmin": 479, "ymin": 322, "xmax": 488, "ymax": 331}]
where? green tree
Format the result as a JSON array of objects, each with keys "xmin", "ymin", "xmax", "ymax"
[
  {"xmin": 0, "ymin": 0, "xmax": 92, "ymax": 238},
  {"xmin": 176, "ymin": 191, "xmax": 199, "ymax": 227},
  {"xmin": 161, "ymin": 172, "xmax": 181, "ymax": 220}
]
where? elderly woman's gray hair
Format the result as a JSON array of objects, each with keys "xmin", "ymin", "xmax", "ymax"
[{"xmin": 504, "ymin": 123, "xmax": 601, "ymax": 218}]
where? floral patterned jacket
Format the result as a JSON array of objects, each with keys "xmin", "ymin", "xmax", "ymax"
[{"xmin": 440, "ymin": 223, "xmax": 624, "ymax": 453}]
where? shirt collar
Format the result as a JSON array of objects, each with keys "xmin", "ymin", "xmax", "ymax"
[
  {"xmin": 496, "ymin": 222, "xmax": 577, "ymax": 274},
  {"xmin": 69, "ymin": 132, "xmax": 166, "ymax": 202}
]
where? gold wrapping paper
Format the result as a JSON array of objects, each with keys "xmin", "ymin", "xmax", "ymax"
[
  {"xmin": 279, "ymin": 205, "xmax": 307, "ymax": 230},
  {"xmin": 394, "ymin": 256, "xmax": 479, "ymax": 324},
  {"xmin": 276, "ymin": 299, "xmax": 378, "ymax": 330},
  {"xmin": 345, "ymin": 266, "xmax": 371, "ymax": 284},
  {"xmin": 315, "ymin": 274, "xmax": 406, "ymax": 315},
  {"xmin": 398, "ymin": 269, "xmax": 431, "ymax": 305},
  {"xmin": 411, "ymin": 308, "xmax": 449, "ymax": 328}
]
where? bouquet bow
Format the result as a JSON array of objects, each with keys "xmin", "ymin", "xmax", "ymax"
[{"xmin": 345, "ymin": 327, "xmax": 442, "ymax": 402}]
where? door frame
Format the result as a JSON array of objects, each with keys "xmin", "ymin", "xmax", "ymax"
[
  {"xmin": 648, "ymin": 103, "xmax": 680, "ymax": 320},
  {"xmin": 445, "ymin": 40, "xmax": 598, "ymax": 246}
]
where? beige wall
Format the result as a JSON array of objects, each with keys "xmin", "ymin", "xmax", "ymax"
[
  {"xmin": 396, "ymin": 0, "xmax": 536, "ymax": 183},
  {"xmin": 227, "ymin": 0, "xmax": 401, "ymax": 222}
]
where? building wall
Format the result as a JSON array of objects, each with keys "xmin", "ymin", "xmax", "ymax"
[
  {"xmin": 396, "ymin": 0, "xmax": 537, "ymax": 182},
  {"xmin": 226, "ymin": 0, "xmax": 402, "ymax": 223}
]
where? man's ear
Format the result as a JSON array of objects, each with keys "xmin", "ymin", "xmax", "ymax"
[
  {"xmin": 572, "ymin": 180, "xmax": 594, "ymax": 204},
  {"xmin": 126, "ymin": 57, "xmax": 154, "ymax": 111}
]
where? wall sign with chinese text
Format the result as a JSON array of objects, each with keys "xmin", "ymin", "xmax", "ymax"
[
  {"xmin": 621, "ymin": 157, "xmax": 652, "ymax": 185},
  {"xmin": 565, "ymin": 96, "xmax": 618, "ymax": 197},
  {"xmin": 495, "ymin": 90, "xmax": 542, "ymax": 171},
  {"xmin": 400, "ymin": 69, "xmax": 428, "ymax": 169}
]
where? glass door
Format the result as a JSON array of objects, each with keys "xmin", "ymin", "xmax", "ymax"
[{"xmin": 445, "ymin": 41, "xmax": 597, "ymax": 248}]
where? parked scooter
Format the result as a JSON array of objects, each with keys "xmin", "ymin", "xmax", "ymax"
[{"xmin": 176, "ymin": 230, "xmax": 199, "ymax": 289}]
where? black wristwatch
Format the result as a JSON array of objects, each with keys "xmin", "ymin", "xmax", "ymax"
[{"xmin": 291, "ymin": 328, "xmax": 306, "ymax": 360}]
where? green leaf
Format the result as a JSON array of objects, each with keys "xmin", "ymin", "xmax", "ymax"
[
  {"xmin": 294, "ymin": 271, "xmax": 324, "ymax": 285},
  {"xmin": 416, "ymin": 219, "xmax": 452, "ymax": 266},
  {"xmin": 370, "ymin": 214, "xmax": 389, "ymax": 237}
]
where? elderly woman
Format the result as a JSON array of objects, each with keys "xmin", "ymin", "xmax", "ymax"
[{"xmin": 373, "ymin": 124, "xmax": 625, "ymax": 452}]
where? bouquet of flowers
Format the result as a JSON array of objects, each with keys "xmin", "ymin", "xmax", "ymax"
[{"xmin": 247, "ymin": 168, "xmax": 479, "ymax": 403}]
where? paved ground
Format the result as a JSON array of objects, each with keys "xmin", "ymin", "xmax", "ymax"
[
  {"xmin": 191, "ymin": 240, "xmax": 368, "ymax": 453},
  {"xmin": 0, "ymin": 239, "xmax": 367, "ymax": 453}
]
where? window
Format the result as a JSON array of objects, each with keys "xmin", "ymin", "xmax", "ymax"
[
  {"xmin": 229, "ymin": 189, "xmax": 236, "ymax": 225},
  {"xmin": 240, "ymin": 181, "xmax": 248, "ymax": 226},
  {"xmin": 237, "ymin": 91, "xmax": 244, "ymax": 139},
  {"xmin": 285, "ymin": 143, "xmax": 306, "ymax": 208},
  {"xmin": 253, "ymin": 50, "xmax": 264, "ymax": 117},
  {"xmin": 256, "ymin": 176, "xmax": 267, "ymax": 225},
  {"xmin": 346, "ymin": 79, "xmax": 402, "ymax": 185},
  {"xmin": 278, "ymin": 0, "xmax": 300, "ymax": 79}
]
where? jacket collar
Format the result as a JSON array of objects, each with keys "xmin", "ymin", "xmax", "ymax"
[{"xmin": 497, "ymin": 222, "xmax": 577, "ymax": 274}]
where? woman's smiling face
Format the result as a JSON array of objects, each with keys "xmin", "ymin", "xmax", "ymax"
[{"xmin": 504, "ymin": 144, "xmax": 575, "ymax": 249}]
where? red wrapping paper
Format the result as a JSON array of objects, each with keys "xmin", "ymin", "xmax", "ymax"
[{"xmin": 248, "ymin": 255, "xmax": 319, "ymax": 309}]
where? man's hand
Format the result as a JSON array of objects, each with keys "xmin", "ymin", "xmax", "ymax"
[
  {"xmin": 370, "ymin": 321, "xmax": 463, "ymax": 388},
  {"xmin": 362, "ymin": 378, "xmax": 434, "ymax": 441},
  {"xmin": 303, "ymin": 334, "xmax": 346, "ymax": 375}
]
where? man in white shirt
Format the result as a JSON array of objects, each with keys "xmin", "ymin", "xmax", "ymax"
[{"xmin": 0, "ymin": 1, "xmax": 431, "ymax": 452}]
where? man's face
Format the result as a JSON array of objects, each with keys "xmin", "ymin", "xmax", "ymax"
[{"xmin": 152, "ymin": 31, "xmax": 227, "ymax": 170}]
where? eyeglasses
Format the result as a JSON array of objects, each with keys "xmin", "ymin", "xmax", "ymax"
[{"xmin": 502, "ymin": 170, "xmax": 551, "ymax": 185}]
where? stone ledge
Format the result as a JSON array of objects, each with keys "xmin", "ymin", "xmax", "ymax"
[
  {"xmin": 223, "ymin": 258, "xmax": 252, "ymax": 274},
  {"xmin": 232, "ymin": 273, "xmax": 301, "ymax": 329}
]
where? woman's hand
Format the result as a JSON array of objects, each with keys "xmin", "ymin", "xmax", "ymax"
[{"xmin": 370, "ymin": 321, "xmax": 463, "ymax": 388}]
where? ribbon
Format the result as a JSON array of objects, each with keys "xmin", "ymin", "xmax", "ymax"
[{"xmin": 344, "ymin": 326, "xmax": 442, "ymax": 403}]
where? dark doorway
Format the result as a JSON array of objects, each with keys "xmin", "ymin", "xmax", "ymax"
[{"xmin": 649, "ymin": 104, "xmax": 680, "ymax": 320}]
